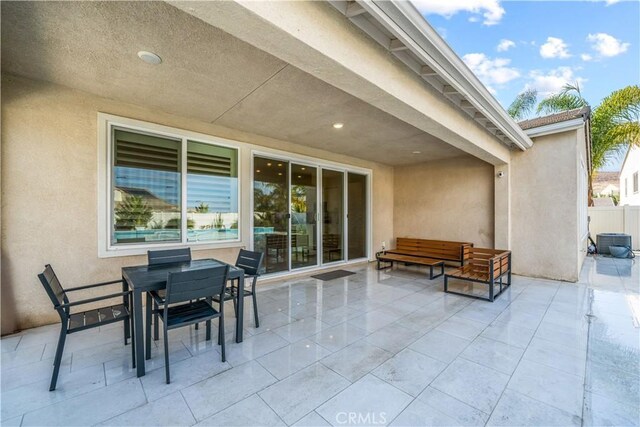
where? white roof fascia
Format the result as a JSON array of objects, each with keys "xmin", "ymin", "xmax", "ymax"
[
  {"xmin": 359, "ymin": 0, "xmax": 533, "ymax": 151},
  {"xmin": 523, "ymin": 118, "xmax": 585, "ymax": 138}
]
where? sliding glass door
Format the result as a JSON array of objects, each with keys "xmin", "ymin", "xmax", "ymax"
[
  {"xmin": 348, "ymin": 173, "xmax": 367, "ymax": 260},
  {"xmin": 322, "ymin": 169, "xmax": 344, "ymax": 264},
  {"xmin": 253, "ymin": 155, "xmax": 368, "ymax": 275},
  {"xmin": 253, "ymin": 157, "xmax": 289, "ymax": 274},
  {"xmin": 291, "ymin": 164, "xmax": 318, "ymax": 269}
]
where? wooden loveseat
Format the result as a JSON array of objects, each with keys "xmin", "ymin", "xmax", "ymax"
[
  {"xmin": 444, "ymin": 247, "xmax": 511, "ymax": 302},
  {"xmin": 376, "ymin": 238, "xmax": 473, "ymax": 279}
]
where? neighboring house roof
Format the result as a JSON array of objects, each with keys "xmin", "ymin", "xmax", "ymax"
[
  {"xmin": 518, "ymin": 107, "xmax": 591, "ymax": 130},
  {"xmin": 592, "ymin": 197, "xmax": 615, "ymax": 207},
  {"xmin": 518, "ymin": 107, "xmax": 592, "ymax": 172},
  {"xmin": 593, "ymin": 171, "xmax": 621, "ymax": 194}
]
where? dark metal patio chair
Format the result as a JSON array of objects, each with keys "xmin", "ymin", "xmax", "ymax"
[
  {"xmin": 149, "ymin": 265, "xmax": 229, "ymax": 384},
  {"xmin": 214, "ymin": 249, "xmax": 264, "ymax": 327},
  {"xmin": 38, "ymin": 264, "xmax": 133, "ymax": 391},
  {"xmin": 146, "ymin": 248, "xmax": 193, "ymax": 345}
]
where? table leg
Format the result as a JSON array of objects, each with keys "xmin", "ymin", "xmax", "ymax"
[
  {"xmin": 133, "ymin": 287, "xmax": 145, "ymax": 377},
  {"xmin": 236, "ymin": 275, "xmax": 244, "ymax": 343}
]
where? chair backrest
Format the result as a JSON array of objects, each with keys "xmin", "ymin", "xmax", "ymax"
[
  {"xmin": 164, "ymin": 265, "xmax": 229, "ymax": 306},
  {"xmin": 148, "ymin": 248, "xmax": 191, "ymax": 265},
  {"xmin": 37, "ymin": 264, "xmax": 68, "ymax": 309},
  {"xmin": 235, "ymin": 249, "xmax": 264, "ymax": 276}
]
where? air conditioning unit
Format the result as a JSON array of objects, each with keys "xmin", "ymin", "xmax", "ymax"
[{"xmin": 596, "ymin": 233, "xmax": 632, "ymax": 254}]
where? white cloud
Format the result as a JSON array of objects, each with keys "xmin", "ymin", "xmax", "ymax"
[
  {"xmin": 497, "ymin": 39, "xmax": 515, "ymax": 52},
  {"xmin": 412, "ymin": 0, "xmax": 505, "ymax": 26},
  {"xmin": 587, "ymin": 33, "xmax": 629, "ymax": 57},
  {"xmin": 540, "ymin": 37, "xmax": 571, "ymax": 59},
  {"xmin": 604, "ymin": 0, "xmax": 621, "ymax": 5},
  {"xmin": 526, "ymin": 67, "xmax": 586, "ymax": 96},
  {"xmin": 463, "ymin": 53, "xmax": 520, "ymax": 94},
  {"xmin": 581, "ymin": 53, "xmax": 593, "ymax": 61}
]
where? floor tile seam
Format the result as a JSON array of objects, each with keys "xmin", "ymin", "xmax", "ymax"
[
  {"xmin": 383, "ymin": 393, "xmax": 420, "ymax": 426},
  {"xmin": 316, "ymin": 359, "xmax": 358, "ymax": 385},
  {"xmin": 500, "ymin": 387, "xmax": 579, "ymax": 419},
  {"xmin": 427, "ymin": 381, "xmax": 492, "ymax": 420},
  {"xmin": 181, "ymin": 366, "xmax": 278, "ymax": 423},
  {"xmin": 272, "ymin": 367, "xmax": 353, "ymax": 426},
  {"xmin": 177, "ymin": 389, "xmax": 205, "ymax": 427},
  {"xmin": 37, "ymin": 343, "xmax": 47, "ymax": 362},
  {"xmin": 13, "ymin": 375, "xmax": 116, "ymax": 425},
  {"xmin": 485, "ymin": 283, "xmax": 564, "ymax": 424},
  {"xmin": 527, "ymin": 334, "xmax": 589, "ymax": 358},
  {"xmin": 146, "ymin": 358, "xmax": 236, "ymax": 403},
  {"xmin": 92, "ymin": 379, "xmax": 151, "ymax": 427},
  {"xmin": 518, "ymin": 352, "xmax": 586, "ymax": 380},
  {"xmin": 582, "ymin": 287, "xmax": 597, "ymax": 426},
  {"xmin": 255, "ymin": 392, "xmax": 288, "ymax": 426},
  {"xmin": 71, "ymin": 349, "xmax": 142, "ymax": 375},
  {"xmin": 10, "ymin": 335, "xmax": 24, "ymax": 353}
]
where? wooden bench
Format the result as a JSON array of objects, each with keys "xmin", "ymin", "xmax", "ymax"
[
  {"xmin": 444, "ymin": 248, "xmax": 511, "ymax": 302},
  {"xmin": 376, "ymin": 252, "xmax": 445, "ymax": 279},
  {"xmin": 387, "ymin": 238, "xmax": 473, "ymax": 266},
  {"xmin": 376, "ymin": 238, "xmax": 473, "ymax": 279}
]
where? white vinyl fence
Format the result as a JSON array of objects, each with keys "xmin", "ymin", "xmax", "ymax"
[{"xmin": 588, "ymin": 206, "xmax": 640, "ymax": 250}]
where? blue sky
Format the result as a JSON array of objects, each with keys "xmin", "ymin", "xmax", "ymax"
[{"xmin": 414, "ymin": 0, "xmax": 639, "ymax": 170}]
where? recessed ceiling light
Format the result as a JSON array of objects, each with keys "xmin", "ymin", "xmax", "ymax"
[
  {"xmin": 333, "ymin": 122, "xmax": 344, "ymax": 129},
  {"xmin": 137, "ymin": 51, "xmax": 162, "ymax": 65},
  {"xmin": 256, "ymin": 169, "xmax": 261, "ymax": 173},
  {"xmin": 412, "ymin": 151, "xmax": 421, "ymax": 154},
  {"xmin": 278, "ymin": 172, "xmax": 283, "ymax": 176},
  {"xmin": 278, "ymin": 163, "xmax": 283, "ymax": 167},
  {"xmin": 267, "ymin": 163, "xmax": 272, "ymax": 167},
  {"xmin": 301, "ymin": 167, "xmax": 306, "ymax": 170},
  {"xmin": 297, "ymin": 175, "xmax": 302, "ymax": 178}
]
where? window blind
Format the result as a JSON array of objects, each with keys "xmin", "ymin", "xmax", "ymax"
[{"xmin": 114, "ymin": 130, "xmax": 180, "ymax": 172}]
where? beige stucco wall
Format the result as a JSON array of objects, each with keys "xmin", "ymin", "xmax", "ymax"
[
  {"xmin": 393, "ymin": 156, "xmax": 495, "ymax": 248},
  {"xmin": 1, "ymin": 74, "xmax": 394, "ymax": 334},
  {"xmin": 511, "ymin": 128, "xmax": 584, "ymax": 281}
]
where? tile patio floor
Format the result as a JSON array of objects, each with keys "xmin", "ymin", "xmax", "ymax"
[{"xmin": 1, "ymin": 255, "xmax": 639, "ymax": 426}]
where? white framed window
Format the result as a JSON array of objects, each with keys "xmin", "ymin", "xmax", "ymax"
[{"xmin": 98, "ymin": 114, "xmax": 241, "ymax": 257}]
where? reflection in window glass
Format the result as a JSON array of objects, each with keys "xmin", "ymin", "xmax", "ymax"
[
  {"xmin": 186, "ymin": 141, "xmax": 239, "ymax": 242},
  {"xmin": 112, "ymin": 129, "xmax": 181, "ymax": 245}
]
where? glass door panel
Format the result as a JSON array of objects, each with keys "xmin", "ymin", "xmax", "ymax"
[
  {"xmin": 348, "ymin": 173, "xmax": 367, "ymax": 260},
  {"xmin": 291, "ymin": 164, "xmax": 318, "ymax": 269},
  {"xmin": 322, "ymin": 169, "xmax": 344, "ymax": 263},
  {"xmin": 253, "ymin": 157, "xmax": 289, "ymax": 274}
]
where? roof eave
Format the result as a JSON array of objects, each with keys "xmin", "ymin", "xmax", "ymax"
[
  {"xmin": 357, "ymin": 0, "xmax": 533, "ymax": 151},
  {"xmin": 524, "ymin": 118, "xmax": 586, "ymax": 138}
]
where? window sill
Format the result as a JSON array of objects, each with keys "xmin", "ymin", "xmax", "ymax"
[{"xmin": 98, "ymin": 240, "xmax": 245, "ymax": 258}]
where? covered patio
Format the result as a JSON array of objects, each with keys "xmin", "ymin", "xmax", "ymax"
[
  {"xmin": 1, "ymin": 256, "xmax": 638, "ymax": 426},
  {"xmin": 2, "ymin": 1, "xmax": 638, "ymax": 426}
]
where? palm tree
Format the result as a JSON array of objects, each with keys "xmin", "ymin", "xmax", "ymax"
[
  {"xmin": 536, "ymin": 83, "xmax": 588, "ymax": 115},
  {"xmin": 508, "ymin": 84, "xmax": 640, "ymax": 205},
  {"xmin": 507, "ymin": 88, "xmax": 537, "ymax": 120}
]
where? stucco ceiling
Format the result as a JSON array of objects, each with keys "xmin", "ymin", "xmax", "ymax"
[{"xmin": 1, "ymin": 1, "xmax": 467, "ymax": 166}]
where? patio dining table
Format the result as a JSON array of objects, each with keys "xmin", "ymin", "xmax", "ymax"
[{"xmin": 122, "ymin": 258, "xmax": 245, "ymax": 377}]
